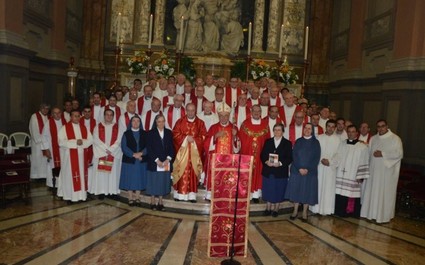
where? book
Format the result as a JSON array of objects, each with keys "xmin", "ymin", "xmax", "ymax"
[{"xmin": 269, "ymin": 153, "xmax": 279, "ymax": 164}]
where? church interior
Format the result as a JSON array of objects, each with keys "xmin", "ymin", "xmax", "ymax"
[{"xmin": 1, "ymin": 0, "xmax": 425, "ymax": 264}]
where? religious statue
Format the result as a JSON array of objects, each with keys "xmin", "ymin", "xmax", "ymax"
[{"xmin": 172, "ymin": 0, "xmax": 244, "ymax": 55}]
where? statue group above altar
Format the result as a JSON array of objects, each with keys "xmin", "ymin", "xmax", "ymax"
[{"xmin": 173, "ymin": 0, "xmax": 244, "ymax": 55}]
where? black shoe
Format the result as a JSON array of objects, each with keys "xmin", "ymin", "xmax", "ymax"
[
  {"xmin": 135, "ymin": 199, "xmax": 142, "ymax": 207},
  {"xmin": 174, "ymin": 198, "xmax": 180, "ymax": 202},
  {"xmin": 289, "ymin": 214, "xmax": 297, "ymax": 220},
  {"xmin": 128, "ymin": 200, "xmax": 135, "ymax": 207},
  {"xmin": 190, "ymin": 200, "xmax": 197, "ymax": 203},
  {"xmin": 157, "ymin": 204, "xmax": 164, "ymax": 211},
  {"xmin": 252, "ymin": 198, "xmax": 260, "ymax": 204},
  {"xmin": 150, "ymin": 204, "xmax": 157, "ymax": 210},
  {"xmin": 98, "ymin": 194, "xmax": 105, "ymax": 200},
  {"xmin": 263, "ymin": 210, "xmax": 271, "ymax": 216},
  {"xmin": 272, "ymin": 211, "xmax": 279, "ymax": 217}
]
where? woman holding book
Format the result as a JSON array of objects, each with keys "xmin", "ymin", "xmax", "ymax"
[
  {"xmin": 260, "ymin": 123, "xmax": 293, "ymax": 217},
  {"xmin": 146, "ymin": 114, "xmax": 175, "ymax": 211}
]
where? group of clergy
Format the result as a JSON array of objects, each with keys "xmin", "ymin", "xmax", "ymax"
[{"xmin": 27, "ymin": 74, "xmax": 403, "ymax": 223}]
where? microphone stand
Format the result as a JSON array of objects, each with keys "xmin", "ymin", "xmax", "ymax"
[{"xmin": 221, "ymin": 154, "xmax": 242, "ymax": 265}]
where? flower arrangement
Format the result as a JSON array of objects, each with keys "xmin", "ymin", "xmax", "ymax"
[
  {"xmin": 153, "ymin": 50, "xmax": 175, "ymax": 78},
  {"xmin": 277, "ymin": 59, "xmax": 299, "ymax": 85},
  {"xmin": 126, "ymin": 51, "xmax": 150, "ymax": 75},
  {"xmin": 250, "ymin": 59, "xmax": 271, "ymax": 80}
]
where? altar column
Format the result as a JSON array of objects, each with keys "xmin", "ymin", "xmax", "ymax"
[
  {"xmin": 252, "ymin": 0, "xmax": 265, "ymax": 52},
  {"xmin": 153, "ymin": 0, "xmax": 165, "ymax": 46},
  {"xmin": 135, "ymin": 0, "xmax": 151, "ymax": 44},
  {"xmin": 266, "ymin": 0, "xmax": 281, "ymax": 54}
]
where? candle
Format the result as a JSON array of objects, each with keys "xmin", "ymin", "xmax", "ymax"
[
  {"xmin": 179, "ymin": 16, "xmax": 184, "ymax": 52},
  {"xmin": 247, "ymin": 22, "xmax": 252, "ymax": 55},
  {"xmin": 304, "ymin": 26, "xmax": 309, "ymax": 60},
  {"xmin": 148, "ymin": 14, "xmax": 153, "ymax": 49},
  {"xmin": 279, "ymin": 24, "xmax": 284, "ymax": 58},
  {"xmin": 116, "ymin": 12, "xmax": 121, "ymax": 47}
]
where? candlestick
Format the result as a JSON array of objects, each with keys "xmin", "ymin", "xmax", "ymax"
[
  {"xmin": 247, "ymin": 22, "xmax": 252, "ymax": 55},
  {"xmin": 179, "ymin": 16, "xmax": 184, "ymax": 52},
  {"xmin": 148, "ymin": 14, "xmax": 153, "ymax": 49},
  {"xmin": 304, "ymin": 26, "xmax": 309, "ymax": 60},
  {"xmin": 279, "ymin": 24, "xmax": 284, "ymax": 58},
  {"xmin": 116, "ymin": 12, "xmax": 121, "ymax": 47}
]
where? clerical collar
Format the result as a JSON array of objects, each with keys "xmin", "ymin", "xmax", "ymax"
[
  {"xmin": 251, "ymin": 118, "xmax": 261, "ymax": 125},
  {"xmin": 347, "ymin": 139, "xmax": 358, "ymax": 145}
]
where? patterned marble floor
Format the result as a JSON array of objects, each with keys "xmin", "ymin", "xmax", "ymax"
[{"xmin": 1, "ymin": 184, "xmax": 424, "ymax": 265}]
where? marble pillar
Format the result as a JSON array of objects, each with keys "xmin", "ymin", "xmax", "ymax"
[
  {"xmin": 267, "ymin": 0, "xmax": 281, "ymax": 54},
  {"xmin": 135, "ymin": 0, "xmax": 151, "ymax": 44},
  {"xmin": 252, "ymin": 0, "xmax": 265, "ymax": 52},
  {"xmin": 153, "ymin": 0, "xmax": 165, "ymax": 46}
]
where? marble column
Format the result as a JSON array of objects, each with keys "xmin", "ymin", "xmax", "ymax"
[
  {"xmin": 267, "ymin": 0, "xmax": 281, "ymax": 54},
  {"xmin": 135, "ymin": 0, "xmax": 151, "ymax": 44},
  {"xmin": 153, "ymin": 0, "xmax": 165, "ymax": 46},
  {"xmin": 252, "ymin": 0, "xmax": 265, "ymax": 52}
]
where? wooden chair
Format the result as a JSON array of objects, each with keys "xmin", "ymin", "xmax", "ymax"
[
  {"xmin": 9, "ymin": 132, "xmax": 31, "ymax": 148},
  {"xmin": 0, "ymin": 159, "xmax": 31, "ymax": 207}
]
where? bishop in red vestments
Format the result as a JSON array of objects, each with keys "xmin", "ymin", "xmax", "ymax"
[
  {"xmin": 203, "ymin": 104, "xmax": 239, "ymax": 200},
  {"xmin": 238, "ymin": 105, "xmax": 269, "ymax": 202},
  {"xmin": 171, "ymin": 103, "xmax": 207, "ymax": 202}
]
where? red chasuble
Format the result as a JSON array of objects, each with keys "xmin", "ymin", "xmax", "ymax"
[
  {"xmin": 238, "ymin": 119, "xmax": 269, "ymax": 193},
  {"xmin": 49, "ymin": 117, "xmax": 66, "ymax": 168},
  {"xmin": 208, "ymin": 154, "xmax": 253, "ymax": 257},
  {"xmin": 171, "ymin": 117, "xmax": 207, "ymax": 195},
  {"xmin": 65, "ymin": 123, "xmax": 88, "ymax": 192},
  {"xmin": 97, "ymin": 123, "xmax": 118, "ymax": 172},
  {"xmin": 203, "ymin": 123, "xmax": 238, "ymax": 189}
]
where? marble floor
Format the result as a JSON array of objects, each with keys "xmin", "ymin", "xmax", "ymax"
[{"xmin": 1, "ymin": 184, "xmax": 425, "ymax": 265}]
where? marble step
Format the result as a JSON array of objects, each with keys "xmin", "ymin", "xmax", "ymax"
[{"xmin": 119, "ymin": 188, "xmax": 294, "ymax": 215}]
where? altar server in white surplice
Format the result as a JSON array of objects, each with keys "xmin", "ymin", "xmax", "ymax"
[
  {"xmin": 361, "ymin": 120, "xmax": 403, "ymax": 223},
  {"xmin": 310, "ymin": 119, "xmax": 341, "ymax": 215},
  {"xmin": 89, "ymin": 109, "xmax": 122, "ymax": 197},
  {"xmin": 29, "ymin": 103, "xmax": 50, "ymax": 180},
  {"xmin": 41, "ymin": 107, "xmax": 66, "ymax": 188},
  {"xmin": 57, "ymin": 110, "xmax": 93, "ymax": 202}
]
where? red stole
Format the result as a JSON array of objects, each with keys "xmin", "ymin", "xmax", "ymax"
[
  {"xmin": 265, "ymin": 117, "xmax": 283, "ymax": 138},
  {"xmin": 167, "ymin": 106, "xmax": 185, "ymax": 129},
  {"xmin": 270, "ymin": 96, "xmax": 282, "ymax": 107},
  {"xmin": 278, "ymin": 105, "xmax": 302, "ymax": 126},
  {"xmin": 105, "ymin": 105, "xmax": 121, "ymax": 123},
  {"xmin": 247, "ymin": 98, "xmax": 259, "ymax": 108},
  {"xmin": 80, "ymin": 118, "xmax": 96, "ymax": 133},
  {"xmin": 100, "ymin": 98, "xmax": 107, "ymax": 107},
  {"xmin": 137, "ymin": 97, "xmax": 146, "ymax": 115},
  {"xmin": 144, "ymin": 110, "xmax": 162, "ymax": 131},
  {"xmin": 65, "ymin": 123, "xmax": 88, "ymax": 192},
  {"xmin": 289, "ymin": 124, "xmax": 305, "ymax": 146},
  {"xmin": 97, "ymin": 123, "xmax": 118, "ymax": 172},
  {"xmin": 49, "ymin": 118, "xmax": 66, "ymax": 168},
  {"xmin": 124, "ymin": 112, "xmax": 131, "ymax": 127},
  {"xmin": 35, "ymin": 112, "xmax": 45, "ymax": 134},
  {"xmin": 225, "ymin": 86, "xmax": 241, "ymax": 107},
  {"xmin": 162, "ymin": 96, "xmax": 172, "ymax": 109},
  {"xmin": 316, "ymin": 125, "xmax": 324, "ymax": 135}
]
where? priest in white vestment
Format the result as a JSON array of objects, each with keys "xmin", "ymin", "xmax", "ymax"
[
  {"xmin": 361, "ymin": 120, "xmax": 403, "ymax": 223},
  {"xmin": 57, "ymin": 110, "xmax": 93, "ymax": 202},
  {"xmin": 197, "ymin": 101, "xmax": 218, "ymax": 130},
  {"xmin": 335, "ymin": 118, "xmax": 348, "ymax": 141},
  {"xmin": 118, "ymin": 100, "xmax": 137, "ymax": 134},
  {"xmin": 334, "ymin": 125, "xmax": 369, "ymax": 217},
  {"xmin": 41, "ymin": 107, "xmax": 66, "ymax": 188},
  {"xmin": 29, "ymin": 103, "xmax": 50, "ymax": 179},
  {"xmin": 89, "ymin": 109, "xmax": 122, "ymax": 197},
  {"xmin": 204, "ymin": 74, "xmax": 216, "ymax": 102},
  {"xmin": 141, "ymin": 98, "xmax": 162, "ymax": 131},
  {"xmin": 164, "ymin": 94, "xmax": 185, "ymax": 129},
  {"xmin": 231, "ymin": 93, "xmax": 250, "ymax": 129},
  {"xmin": 310, "ymin": 120, "xmax": 341, "ymax": 215},
  {"xmin": 318, "ymin": 107, "xmax": 330, "ymax": 129}
]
